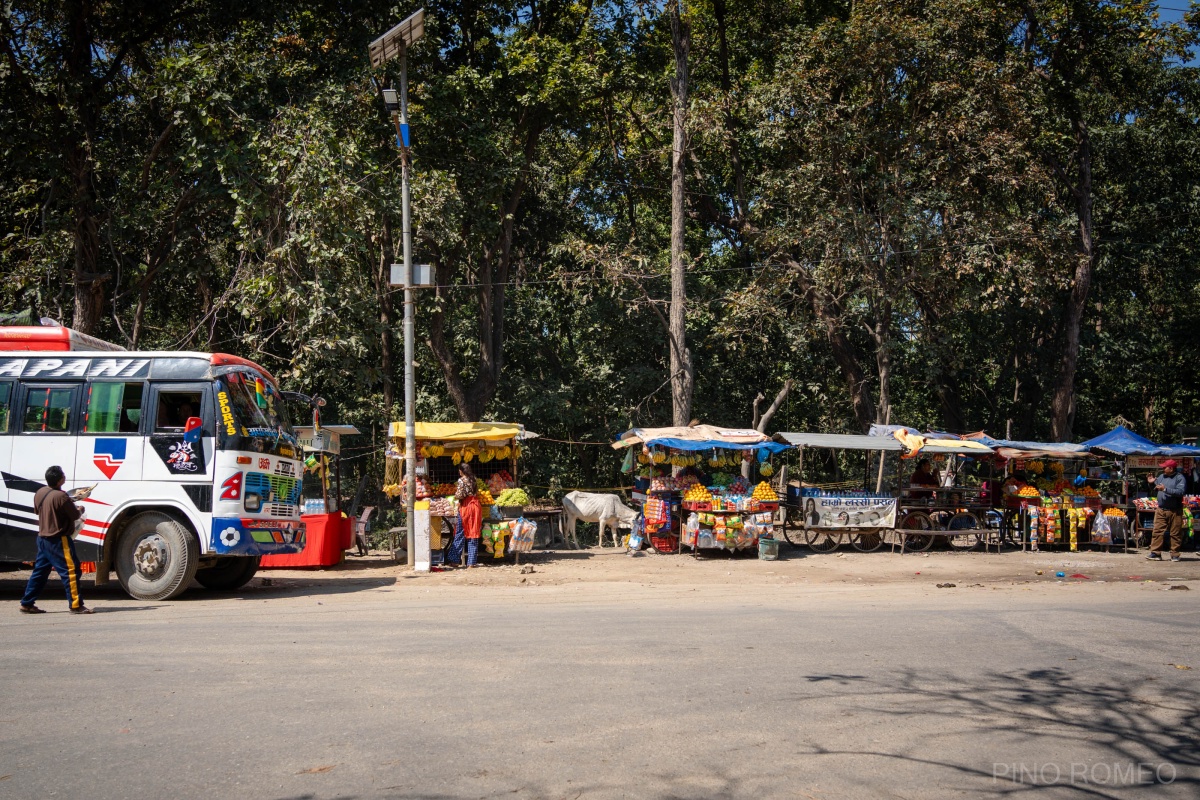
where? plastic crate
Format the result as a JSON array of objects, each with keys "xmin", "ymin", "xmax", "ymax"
[
  {"xmin": 650, "ymin": 535, "xmax": 678, "ymax": 553},
  {"xmin": 682, "ymin": 501, "xmax": 711, "ymax": 511}
]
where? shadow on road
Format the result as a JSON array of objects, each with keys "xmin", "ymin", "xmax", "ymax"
[{"xmin": 785, "ymin": 667, "xmax": 1200, "ymax": 798}]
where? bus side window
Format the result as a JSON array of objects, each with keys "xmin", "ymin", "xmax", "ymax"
[
  {"xmin": 155, "ymin": 391, "xmax": 203, "ymax": 433},
  {"xmin": 22, "ymin": 386, "xmax": 76, "ymax": 434},
  {"xmin": 0, "ymin": 382, "xmax": 10, "ymax": 433},
  {"xmin": 84, "ymin": 382, "xmax": 144, "ymax": 434},
  {"xmin": 0, "ymin": 381, "xmax": 10, "ymax": 431}
]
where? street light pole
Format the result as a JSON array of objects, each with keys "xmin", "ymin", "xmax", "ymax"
[
  {"xmin": 400, "ymin": 45, "xmax": 416, "ymax": 568},
  {"xmin": 371, "ymin": 8, "xmax": 426, "ymax": 569}
]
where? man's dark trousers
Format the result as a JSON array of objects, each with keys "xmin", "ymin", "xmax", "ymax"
[{"xmin": 21, "ymin": 534, "xmax": 84, "ymax": 610}]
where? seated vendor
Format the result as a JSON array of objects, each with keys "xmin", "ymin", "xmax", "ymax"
[{"xmin": 908, "ymin": 458, "xmax": 940, "ymax": 500}]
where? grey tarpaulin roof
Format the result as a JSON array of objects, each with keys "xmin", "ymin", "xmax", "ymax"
[
  {"xmin": 773, "ymin": 432, "xmax": 903, "ymax": 451},
  {"xmin": 776, "ymin": 431, "xmax": 993, "ymax": 457}
]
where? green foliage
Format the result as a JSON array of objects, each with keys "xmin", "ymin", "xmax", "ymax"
[{"xmin": 2, "ymin": 0, "xmax": 1200, "ymax": 500}]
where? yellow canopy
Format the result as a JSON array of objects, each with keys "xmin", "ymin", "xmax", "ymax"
[{"xmin": 388, "ymin": 421, "xmax": 522, "ymax": 442}]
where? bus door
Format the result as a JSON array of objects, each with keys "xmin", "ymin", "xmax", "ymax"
[
  {"xmin": 142, "ymin": 383, "xmax": 214, "ymax": 482},
  {"xmin": 0, "ymin": 380, "xmax": 21, "ymax": 551},
  {"xmin": 74, "ymin": 381, "xmax": 147, "ymax": 484},
  {"xmin": 10, "ymin": 381, "xmax": 82, "ymax": 504}
]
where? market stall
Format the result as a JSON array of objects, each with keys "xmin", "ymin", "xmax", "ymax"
[
  {"xmin": 613, "ymin": 425, "xmax": 790, "ymax": 555},
  {"xmin": 772, "ymin": 432, "xmax": 903, "ymax": 553},
  {"xmin": 1080, "ymin": 426, "xmax": 1200, "ymax": 551},
  {"xmin": 260, "ymin": 424, "xmax": 360, "ymax": 568},
  {"xmin": 964, "ymin": 434, "xmax": 1099, "ymax": 552},
  {"xmin": 880, "ymin": 429, "xmax": 997, "ymax": 553},
  {"xmin": 385, "ymin": 421, "xmax": 548, "ymax": 568}
]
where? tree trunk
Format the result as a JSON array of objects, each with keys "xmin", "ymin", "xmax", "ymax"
[
  {"xmin": 668, "ymin": 0, "xmax": 694, "ymax": 427},
  {"xmin": 426, "ymin": 127, "xmax": 541, "ymax": 423},
  {"xmin": 69, "ymin": 143, "xmax": 105, "ymax": 334},
  {"xmin": 63, "ymin": 1, "xmax": 105, "ymax": 334},
  {"xmin": 1049, "ymin": 119, "xmax": 1094, "ymax": 441},
  {"xmin": 870, "ymin": 301, "xmax": 892, "ymax": 426},
  {"xmin": 753, "ymin": 380, "xmax": 793, "ymax": 433}
]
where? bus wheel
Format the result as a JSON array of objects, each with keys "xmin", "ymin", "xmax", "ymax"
[
  {"xmin": 196, "ymin": 557, "xmax": 260, "ymax": 591},
  {"xmin": 115, "ymin": 512, "xmax": 199, "ymax": 600}
]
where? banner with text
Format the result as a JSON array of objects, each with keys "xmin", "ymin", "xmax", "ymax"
[{"xmin": 800, "ymin": 496, "xmax": 897, "ymax": 530}]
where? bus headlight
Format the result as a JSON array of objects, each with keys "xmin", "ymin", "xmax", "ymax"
[{"xmin": 244, "ymin": 492, "xmax": 263, "ymax": 513}]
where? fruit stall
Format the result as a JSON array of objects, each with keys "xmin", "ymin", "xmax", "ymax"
[
  {"xmin": 1080, "ymin": 426, "xmax": 1200, "ymax": 550},
  {"xmin": 771, "ymin": 432, "xmax": 906, "ymax": 553},
  {"xmin": 612, "ymin": 425, "xmax": 790, "ymax": 555},
  {"xmin": 964, "ymin": 434, "xmax": 1103, "ymax": 552},
  {"xmin": 385, "ymin": 421, "xmax": 540, "ymax": 569},
  {"xmin": 261, "ymin": 424, "xmax": 360, "ymax": 568}
]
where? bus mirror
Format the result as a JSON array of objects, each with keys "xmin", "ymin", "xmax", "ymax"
[{"xmin": 184, "ymin": 416, "xmax": 203, "ymax": 444}]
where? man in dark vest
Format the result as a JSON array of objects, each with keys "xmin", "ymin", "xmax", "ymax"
[
  {"xmin": 19, "ymin": 465, "xmax": 92, "ymax": 614},
  {"xmin": 1146, "ymin": 459, "xmax": 1186, "ymax": 562}
]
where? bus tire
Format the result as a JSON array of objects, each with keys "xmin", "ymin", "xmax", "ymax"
[
  {"xmin": 115, "ymin": 512, "xmax": 200, "ymax": 600},
  {"xmin": 195, "ymin": 557, "xmax": 260, "ymax": 591}
]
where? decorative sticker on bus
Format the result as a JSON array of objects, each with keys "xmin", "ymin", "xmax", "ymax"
[
  {"xmin": 211, "ymin": 517, "xmax": 304, "ymax": 554},
  {"xmin": 93, "ymin": 438, "xmax": 126, "ymax": 479},
  {"xmin": 149, "ymin": 435, "xmax": 206, "ymax": 474},
  {"xmin": 216, "ymin": 391, "xmax": 237, "ymax": 437},
  {"xmin": 0, "ymin": 357, "xmax": 151, "ymax": 379}
]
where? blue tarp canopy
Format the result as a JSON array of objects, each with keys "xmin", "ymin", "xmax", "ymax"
[
  {"xmin": 613, "ymin": 424, "xmax": 791, "ymax": 453},
  {"xmin": 1079, "ymin": 426, "xmax": 1200, "ymax": 457},
  {"xmin": 642, "ymin": 437, "xmax": 790, "ymax": 454}
]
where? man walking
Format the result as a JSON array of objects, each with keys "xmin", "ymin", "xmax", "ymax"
[
  {"xmin": 19, "ymin": 466, "xmax": 92, "ymax": 614},
  {"xmin": 1146, "ymin": 459, "xmax": 1187, "ymax": 562}
]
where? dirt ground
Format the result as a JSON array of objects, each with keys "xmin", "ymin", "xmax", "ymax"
[{"xmin": 255, "ymin": 544, "xmax": 1200, "ymax": 596}]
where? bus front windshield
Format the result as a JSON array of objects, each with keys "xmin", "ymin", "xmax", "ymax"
[{"xmin": 219, "ymin": 372, "xmax": 295, "ymax": 442}]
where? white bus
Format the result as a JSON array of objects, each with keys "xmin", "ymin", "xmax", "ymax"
[{"xmin": 0, "ymin": 327, "xmax": 305, "ymax": 599}]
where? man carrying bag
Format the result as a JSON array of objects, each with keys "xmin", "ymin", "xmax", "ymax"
[{"xmin": 19, "ymin": 465, "xmax": 92, "ymax": 614}]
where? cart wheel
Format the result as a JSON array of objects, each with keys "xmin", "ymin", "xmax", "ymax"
[
  {"xmin": 804, "ymin": 529, "xmax": 843, "ymax": 553},
  {"xmin": 782, "ymin": 509, "xmax": 808, "ymax": 547},
  {"xmin": 946, "ymin": 512, "xmax": 983, "ymax": 551},
  {"xmin": 899, "ymin": 511, "xmax": 935, "ymax": 552},
  {"xmin": 850, "ymin": 530, "xmax": 884, "ymax": 553}
]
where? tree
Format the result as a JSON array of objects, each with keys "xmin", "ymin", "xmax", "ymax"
[
  {"xmin": 667, "ymin": 0, "xmax": 694, "ymax": 426},
  {"xmin": 1012, "ymin": 0, "xmax": 1197, "ymax": 440}
]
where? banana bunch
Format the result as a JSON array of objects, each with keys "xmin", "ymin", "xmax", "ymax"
[
  {"xmin": 759, "ymin": 462, "xmax": 774, "ymax": 477},
  {"xmin": 479, "ymin": 448, "xmax": 494, "ymax": 463}
]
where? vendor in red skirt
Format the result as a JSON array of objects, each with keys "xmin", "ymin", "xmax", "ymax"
[{"xmin": 448, "ymin": 462, "xmax": 483, "ymax": 567}]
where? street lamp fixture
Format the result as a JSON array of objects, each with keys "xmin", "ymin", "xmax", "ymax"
[{"xmin": 381, "ymin": 88, "xmax": 400, "ymax": 114}]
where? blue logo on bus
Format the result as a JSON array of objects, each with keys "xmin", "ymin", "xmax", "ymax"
[{"xmin": 94, "ymin": 439, "xmax": 126, "ymax": 479}]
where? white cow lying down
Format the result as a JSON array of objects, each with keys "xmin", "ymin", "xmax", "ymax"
[{"xmin": 562, "ymin": 491, "xmax": 639, "ymax": 549}]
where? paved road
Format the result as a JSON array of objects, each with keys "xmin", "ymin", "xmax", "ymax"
[{"xmin": 1, "ymin": 575, "xmax": 1197, "ymax": 799}]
